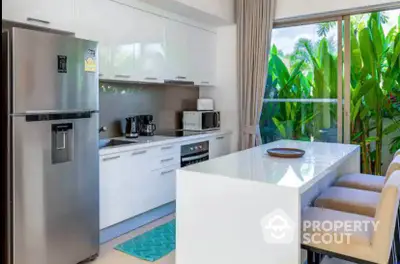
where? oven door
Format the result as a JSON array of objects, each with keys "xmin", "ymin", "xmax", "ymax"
[
  {"xmin": 181, "ymin": 151, "xmax": 209, "ymax": 167},
  {"xmin": 201, "ymin": 112, "xmax": 220, "ymax": 130}
]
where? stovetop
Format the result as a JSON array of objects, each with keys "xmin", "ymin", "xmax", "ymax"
[{"xmin": 155, "ymin": 130, "xmax": 206, "ymax": 138}]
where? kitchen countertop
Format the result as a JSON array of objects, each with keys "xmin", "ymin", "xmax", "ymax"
[
  {"xmin": 99, "ymin": 130, "xmax": 232, "ymax": 156},
  {"xmin": 181, "ymin": 139, "xmax": 359, "ymax": 193},
  {"xmin": 175, "ymin": 140, "xmax": 360, "ymax": 264}
]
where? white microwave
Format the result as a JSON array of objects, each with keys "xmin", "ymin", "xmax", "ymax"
[{"xmin": 183, "ymin": 111, "xmax": 220, "ymax": 131}]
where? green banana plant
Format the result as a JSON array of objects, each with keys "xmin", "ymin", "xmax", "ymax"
[
  {"xmin": 261, "ymin": 45, "xmax": 317, "ymax": 141},
  {"xmin": 262, "ymin": 11, "xmax": 400, "ymax": 176},
  {"xmin": 351, "ymin": 13, "xmax": 400, "ymax": 175}
]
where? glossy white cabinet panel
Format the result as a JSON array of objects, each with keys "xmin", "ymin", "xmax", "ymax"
[
  {"xmin": 190, "ymin": 29, "xmax": 217, "ymax": 86},
  {"xmin": 209, "ymin": 134, "xmax": 231, "ymax": 159},
  {"xmin": 127, "ymin": 149, "xmax": 153, "ymax": 216},
  {"xmin": 75, "ymin": 0, "xmax": 116, "ymax": 79},
  {"xmin": 131, "ymin": 11, "xmax": 167, "ymax": 83},
  {"xmin": 2, "ymin": 0, "xmax": 74, "ymax": 32},
  {"xmin": 165, "ymin": 20, "xmax": 191, "ymax": 82},
  {"xmin": 99, "ymin": 153, "xmax": 133, "ymax": 229},
  {"xmin": 147, "ymin": 164, "xmax": 180, "ymax": 210},
  {"xmin": 107, "ymin": 4, "xmax": 137, "ymax": 81}
]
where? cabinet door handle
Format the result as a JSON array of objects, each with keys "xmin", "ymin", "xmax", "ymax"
[
  {"xmin": 102, "ymin": 155, "xmax": 120, "ymax": 161},
  {"xmin": 131, "ymin": 150, "xmax": 147, "ymax": 156},
  {"xmin": 99, "ymin": 73, "xmax": 104, "ymax": 77},
  {"xmin": 27, "ymin": 17, "xmax": 50, "ymax": 25},
  {"xmin": 144, "ymin": 77, "xmax": 158, "ymax": 80},
  {"xmin": 161, "ymin": 157, "xmax": 174, "ymax": 163},
  {"xmin": 161, "ymin": 169, "xmax": 175, "ymax": 175},
  {"xmin": 216, "ymin": 136, "xmax": 224, "ymax": 140},
  {"xmin": 161, "ymin": 146, "xmax": 174, "ymax": 150},
  {"xmin": 201, "ymin": 81, "xmax": 210, "ymax": 84},
  {"xmin": 115, "ymin": 74, "xmax": 131, "ymax": 78},
  {"xmin": 176, "ymin": 76, "xmax": 187, "ymax": 80}
]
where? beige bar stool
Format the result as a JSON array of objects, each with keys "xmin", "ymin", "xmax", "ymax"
[
  {"xmin": 335, "ymin": 155, "xmax": 400, "ymax": 192},
  {"xmin": 302, "ymin": 181, "xmax": 400, "ymax": 264}
]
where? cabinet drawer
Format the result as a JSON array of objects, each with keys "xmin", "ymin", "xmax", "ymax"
[
  {"xmin": 153, "ymin": 164, "xmax": 179, "ymax": 206},
  {"xmin": 151, "ymin": 143, "xmax": 180, "ymax": 157},
  {"xmin": 151, "ymin": 152, "xmax": 180, "ymax": 171}
]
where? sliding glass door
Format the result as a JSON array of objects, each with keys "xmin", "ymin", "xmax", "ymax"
[
  {"xmin": 260, "ymin": 20, "xmax": 342, "ymax": 143},
  {"xmin": 261, "ymin": 9, "xmax": 400, "ymax": 175},
  {"xmin": 347, "ymin": 9, "xmax": 400, "ymax": 175}
]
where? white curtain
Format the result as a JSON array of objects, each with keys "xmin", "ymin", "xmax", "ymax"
[{"xmin": 237, "ymin": 0, "xmax": 276, "ymax": 150}]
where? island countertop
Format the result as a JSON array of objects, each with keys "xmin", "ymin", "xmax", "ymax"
[
  {"xmin": 181, "ymin": 140, "xmax": 359, "ymax": 193},
  {"xmin": 176, "ymin": 140, "xmax": 361, "ymax": 264}
]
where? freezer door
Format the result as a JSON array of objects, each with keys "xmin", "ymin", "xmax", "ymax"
[
  {"xmin": 12, "ymin": 113, "xmax": 99, "ymax": 264},
  {"xmin": 11, "ymin": 28, "xmax": 99, "ymax": 113}
]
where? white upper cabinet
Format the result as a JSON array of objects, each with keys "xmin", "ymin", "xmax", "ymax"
[
  {"xmin": 10, "ymin": 0, "xmax": 217, "ymax": 85},
  {"xmin": 74, "ymin": 0, "xmax": 115, "ymax": 79},
  {"xmin": 2, "ymin": 0, "xmax": 74, "ymax": 32},
  {"xmin": 77, "ymin": 0, "xmax": 137, "ymax": 81},
  {"xmin": 189, "ymin": 28, "xmax": 216, "ymax": 86},
  {"xmin": 165, "ymin": 20, "xmax": 191, "ymax": 82},
  {"xmin": 130, "ymin": 11, "xmax": 167, "ymax": 83}
]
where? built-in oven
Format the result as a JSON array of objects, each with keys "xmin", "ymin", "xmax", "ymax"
[{"xmin": 181, "ymin": 141, "xmax": 209, "ymax": 167}]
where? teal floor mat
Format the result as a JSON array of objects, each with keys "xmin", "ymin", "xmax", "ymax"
[{"xmin": 115, "ymin": 220, "xmax": 176, "ymax": 262}]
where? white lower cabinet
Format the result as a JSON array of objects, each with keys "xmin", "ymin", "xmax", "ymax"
[
  {"xmin": 209, "ymin": 134, "xmax": 232, "ymax": 159},
  {"xmin": 100, "ymin": 144, "xmax": 180, "ymax": 229},
  {"xmin": 99, "ymin": 135, "xmax": 232, "ymax": 229},
  {"xmin": 145, "ymin": 164, "xmax": 179, "ymax": 210},
  {"xmin": 99, "ymin": 152, "xmax": 133, "ymax": 229}
]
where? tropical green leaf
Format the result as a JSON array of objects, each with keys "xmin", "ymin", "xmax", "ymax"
[
  {"xmin": 285, "ymin": 102, "xmax": 292, "ymax": 120},
  {"xmin": 270, "ymin": 54, "xmax": 290, "ymax": 90},
  {"xmin": 382, "ymin": 77, "xmax": 394, "ymax": 93},
  {"xmin": 271, "ymin": 45, "xmax": 278, "ymax": 56},
  {"xmin": 351, "ymin": 99, "xmax": 362, "ymax": 123},
  {"xmin": 360, "ymin": 107, "xmax": 369, "ymax": 120},
  {"xmin": 351, "ymin": 131, "xmax": 364, "ymax": 141},
  {"xmin": 383, "ymin": 122, "xmax": 400, "ymax": 135},
  {"xmin": 300, "ymin": 112, "xmax": 319, "ymax": 125},
  {"xmin": 365, "ymin": 89, "xmax": 377, "ymax": 110},
  {"xmin": 370, "ymin": 19, "xmax": 384, "ymax": 61},
  {"xmin": 272, "ymin": 117, "xmax": 286, "ymax": 138},
  {"xmin": 359, "ymin": 28, "xmax": 377, "ymax": 77},
  {"xmin": 355, "ymin": 79, "xmax": 377, "ymax": 102},
  {"xmin": 366, "ymin": 136, "xmax": 379, "ymax": 142},
  {"xmin": 391, "ymin": 41, "xmax": 400, "ymax": 69}
]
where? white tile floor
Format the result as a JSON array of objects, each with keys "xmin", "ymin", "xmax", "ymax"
[{"xmin": 92, "ymin": 213, "xmax": 353, "ymax": 264}]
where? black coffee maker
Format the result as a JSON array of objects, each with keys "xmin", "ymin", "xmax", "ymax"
[
  {"xmin": 125, "ymin": 116, "xmax": 139, "ymax": 138},
  {"xmin": 139, "ymin": 115, "xmax": 156, "ymax": 136}
]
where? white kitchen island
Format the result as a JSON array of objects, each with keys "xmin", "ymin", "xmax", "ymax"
[{"xmin": 176, "ymin": 140, "xmax": 360, "ymax": 264}]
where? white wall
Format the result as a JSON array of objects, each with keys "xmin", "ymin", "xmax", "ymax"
[
  {"xmin": 275, "ymin": 0, "xmax": 399, "ymax": 20},
  {"xmin": 139, "ymin": 0, "xmax": 234, "ymax": 26},
  {"xmin": 200, "ymin": 25, "xmax": 239, "ymax": 152},
  {"xmin": 176, "ymin": 0, "xmax": 234, "ymax": 24}
]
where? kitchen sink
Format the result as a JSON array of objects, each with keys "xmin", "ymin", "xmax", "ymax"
[{"xmin": 99, "ymin": 139, "xmax": 137, "ymax": 149}]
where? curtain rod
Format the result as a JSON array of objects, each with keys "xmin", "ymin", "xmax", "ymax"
[{"xmin": 273, "ymin": 2, "xmax": 400, "ymax": 28}]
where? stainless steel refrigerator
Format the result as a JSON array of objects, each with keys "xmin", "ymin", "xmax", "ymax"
[{"xmin": 2, "ymin": 28, "xmax": 100, "ymax": 264}]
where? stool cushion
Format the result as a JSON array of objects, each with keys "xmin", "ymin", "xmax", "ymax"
[
  {"xmin": 302, "ymin": 207, "xmax": 376, "ymax": 262},
  {"xmin": 385, "ymin": 155, "xmax": 400, "ymax": 182},
  {"xmin": 314, "ymin": 187, "xmax": 380, "ymax": 217},
  {"xmin": 335, "ymin": 174, "xmax": 385, "ymax": 192}
]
